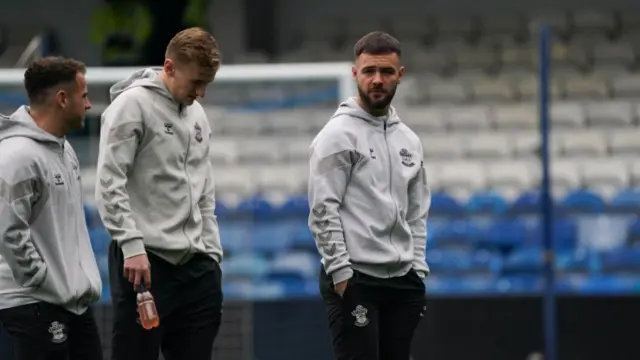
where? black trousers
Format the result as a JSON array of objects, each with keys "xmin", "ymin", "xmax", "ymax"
[
  {"xmin": 0, "ymin": 302, "xmax": 103, "ymax": 360},
  {"xmin": 108, "ymin": 242, "xmax": 223, "ymax": 360},
  {"xmin": 319, "ymin": 267, "xmax": 427, "ymax": 360}
]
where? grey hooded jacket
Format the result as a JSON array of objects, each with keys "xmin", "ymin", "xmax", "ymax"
[
  {"xmin": 95, "ymin": 68, "xmax": 223, "ymax": 265},
  {"xmin": 0, "ymin": 107, "xmax": 102, "ymax": 314},
  {"xmin": 308, "ymin": 97, "xmax": 431, "ymax": 285}
]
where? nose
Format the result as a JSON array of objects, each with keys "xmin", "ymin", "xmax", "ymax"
[
  {"xmin": 85, "ymin": 99, "xmax": 92, "ymax": 109},
  {"xmin": 196, "ymin": 85, "xmax": 207, "ymax": 98},
  {"xmin": 372, "ymin": 71, "xmax": 384, "ymax": 85}
]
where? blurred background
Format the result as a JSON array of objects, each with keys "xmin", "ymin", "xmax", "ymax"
[{"xmin": 2, "ymin": 0, "xmax": 640, "ymax": 359}]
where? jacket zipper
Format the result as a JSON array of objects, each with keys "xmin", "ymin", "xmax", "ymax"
[
  {"xmin": 62, "ymin": 144, "xmax": 83, "ymax": 312},
  {"xmin": 383, "ymin": 121, "xmax": 401, "ymax": 274},
  {"xmin": 177, "ymin": 106, "xmax": 194, "ymax": 264}
]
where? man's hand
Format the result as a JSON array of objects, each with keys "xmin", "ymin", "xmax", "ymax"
[
  {"xmin": 123, "ymin": 254, "xmax": 151, "ymax": 291},
  {"xmin": 335, "ymin": 280, "xmax": 348, "ymax": 297}
]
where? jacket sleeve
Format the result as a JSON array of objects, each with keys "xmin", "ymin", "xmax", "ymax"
[
  {"xmin": 0, "ymin": 149, "xmax": 48, "ymax": 288},
  {"xmin": 198, "ymin": 157, "xmax": 223, "ymax": 263},
  {"xmin": 95, "ymin": 96, "xmax": 146, "ymax": 259},
  {"xmin": 308, "ymin": 126, "xmax": 357, "ymax": 285},
  {"xmin": 407, "ymin": 158, "xmax": 431, "ymax": 279}
]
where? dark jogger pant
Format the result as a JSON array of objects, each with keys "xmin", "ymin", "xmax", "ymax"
[
  {"xmin": 320, "ymin": 267, "xmax": 427, "ymax": 360},
  {"xmin": 0, "ymin": 302, "xmax": 103, "ymax": 360},
  {"xmin": 108, "ymin": 242, "xmax": 223, "ymax": 360}
]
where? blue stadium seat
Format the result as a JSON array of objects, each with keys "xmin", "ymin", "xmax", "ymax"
[
  {"xmin": 266, "ymin": 251, "xmax": 319, "ymax": 281},
  {"xmin": 236, "ymin": 195, "xmax": 274, "ymax": 219},
  {"xmin": 429, "ymin": 219, "xmax": 476, "ymax": 250},
  {"xmin": 99, "ymin": 283, "xmax": 111, "ymax": 304},
  {"xmin": 223, "ymin": 280, "xmax": 285, "ymax": 300},
  {"xmin": 97, "ymin": 254, "xmax": 109, "ymax": 280},
  {"xmin": 530, "ymin": 218, "xmax": 577, "ymax": 251},
  {"xmin": 88, "ymin": 227, "xmax": 110, "ymax": 256},
  {"xmin": 476, "ymin": 218, "xmax": 527, "ymax": 252},
  {"xmin": 601, "ymin": 247, "xmax": 640, "ymax": 273},
  {"xmin": 218, "ymin": 223, "xmax": 252, "ymax": 253},
  {"xmin": 277, "ymin": 195, "xmax": 309, "ymax": 217},
  {"xmin": 83, "ymin": 204, "xmax": 100, "ymax": 229},
  {"xmin": 558, "ymin": 189, "xmax": 606, "ymax": 213},
  {"xmin": 509, "ymin": 191, "xmax": 541, "ymax": 213},
  {"xmin": 430, "ymin": 192, "xmax": 464, "ymax": 214},
  {"xmin": 215, "ymin": 200, "xmax": 230, "ymax": 219},
  {"xmin": 222, "ymin": 253, "xmax": 270, "ymax": 280},
  {"xmin": 609, "ymin": 188, "xmax": 640, "ymax": 210},
  {"xmin": 502, "ymin": 247, "xmax": 543, "ymax": 275},
  {"xmin": 427, "ymin": 249, "xmax": 501, "ymax": 275},
  {"xmin": 555, "ymin": 249, "xmax": 597, "ymax": 274},
  {"xmin": 466, "ymin": 191, "xmax": 508, "ymax": 214},
  {"xmin": 289, "ymin": 221, "xmax": 315, "ymax": 251},
  {"xmin": 250, "ymin": 222, "xmax": 294, "ymax": 254},
  {"xmin": 425, "ymin": 275, "xmax": 498, "ymax": 295}
]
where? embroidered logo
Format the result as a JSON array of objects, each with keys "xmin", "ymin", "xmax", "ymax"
[
  {"xmin": 194, "ymin": 123, "xmax": 203, "ymax": 143},
  {"xmin": 351, "ymin": 305, "xmax": 370, "ymax": 327},
  {"xmin": 400, "ymin": 148, "xmax": 415, "ymax": 167},
  {"xmin": 164, "ymin": 123, "xmax": 174, "ymax": 135},
  {"xmin": 369, "ymin": 148, "xmax": 376, "ymax": 159},
  {"xmin": 48, "ymin": 321, "xmax": 67, "ymax": 343},
  {"xmin": 53, "ymin": 174, "xmax": 64, "ymax": 186}
]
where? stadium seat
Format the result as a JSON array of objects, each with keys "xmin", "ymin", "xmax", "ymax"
[
  {"xmin": 608, "ymin": 130, "xmax": 640, "ymax": 156},
  {"xmin": 250, "ymin": 222, "xmax": 295, "ymax": 254},
  {"xmin": 426, "ymin": 249, "xmax": 501, "ymax": 275},
  {"xmin": 601, "ymin": 247, "xmax": 640, "ymax": 273},
  {"xmin": 558, "ymin": 189, "xmax": 606, "ymax": 213},
  {"xmin": 492, "ymin": 104, "xmax": 538, "ymax": 130},
  {"xmin": 444, "ymin": 106, "xmax": 492, "ymax": 131},
  {"xmin": 550, "ymin": 102, "xmax": 585, "ymax": 128},
  {"xmin": 464, "ymin": 133, "xmax": 512, "ymax": 159},
  {"xmin": 222, "ymin": 253, "xmax": 270, "ymax": 280},
  {"xmin": 559, "ymin": 130, "xmax": 608, "ymax": 157},
  {"xmin": 579, "ymin": 159, "xmax": 630, "ymax": 197},
  {"xmin": 583, "ymin": 101, "xmax": 635, "ymax": 127},
  {"xmin": 89, "ymin": 227, "xmax": 110, "ymax": 256},
  {"xmin": 210, "ymin": 137, "xmax": 239, "ymax": 165},
  {"xmin": 422, "ymin": 135, "xmax": 464, "ymax": 159},
  {"xmin": 237, "ymin": 137, "xmax": 283, "ymax": 163},
  {"xmin": 466, "ymin": 191, "xmax": 509, "ymax": 214}
]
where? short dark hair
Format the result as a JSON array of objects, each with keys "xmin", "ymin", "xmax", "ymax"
[
  {"xmin": 23, "ymin": 56, "xmax": 86, "ymax": 105},
  {"xmin": 354, "ymin": 31, "xmax": 402, "ymax": 59}
]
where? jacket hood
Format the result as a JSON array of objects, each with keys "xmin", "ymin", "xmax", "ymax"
[
  {"xmin": 109, "ymin": 67, "xmax": 178, "ymax": 107},
  {"xmin": 0, "ymin": 106, "xmax": 65, "ymax": 147},
  {"xmin": 331, "ymin": 97, "xmax": 401, "ymax": 127}
]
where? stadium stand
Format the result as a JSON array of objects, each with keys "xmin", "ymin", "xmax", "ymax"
[{"xmin": 4, "ymin": 10, "xmax": 640, "ymax": 302}]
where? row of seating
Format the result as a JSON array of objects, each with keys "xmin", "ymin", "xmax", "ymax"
[
  {"xmin": 197, "ymin": 100, "xmax": 640, "ymax": 136},
  {"xmin": 192, "ymin": 130, "xmax": 640, "ymax": 166}
]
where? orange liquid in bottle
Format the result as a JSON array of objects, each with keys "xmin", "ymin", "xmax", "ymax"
[{"xmin": 137, "ymin": 285, "xmax": 160, "ymax": 330}]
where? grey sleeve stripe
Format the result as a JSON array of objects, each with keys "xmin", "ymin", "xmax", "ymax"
[
  {"xmin": 108, "ymin": 122, "xmax": 143, "ymax": 144},
  {"xmin": 312, "ymin": 149, "xmax": 361, "ymax": 175},
  {"xmin": 0, "ymin": 177, "xmax": 41, "ymax": 203}
]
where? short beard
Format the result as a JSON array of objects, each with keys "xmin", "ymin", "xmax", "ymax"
[{"xmin": 357, "ymin": 85, "xmax": 397, "ymax": 116}]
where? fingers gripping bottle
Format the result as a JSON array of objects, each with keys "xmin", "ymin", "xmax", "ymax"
[{"xmin": 137, "ymin": 283, "xmax": 160, "ymax": 330}]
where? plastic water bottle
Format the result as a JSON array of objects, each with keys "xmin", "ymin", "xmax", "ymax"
[{"xmin": 137, "ymin": 284, "xmax": 159, "ymax": 330}]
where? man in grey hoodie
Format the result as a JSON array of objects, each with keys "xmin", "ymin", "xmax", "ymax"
[
  {"xmin": 95, "ymin": 28, "xmax": 223, "ymax": 360},
  {"xmin": 309, "ymin": 32, "xmax": 430, "ymax": 360},
  {"xmin": 0, "ymin": 57, "xmax": 103, "ymax": 360}
]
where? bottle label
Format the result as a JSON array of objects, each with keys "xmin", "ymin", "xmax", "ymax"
[{"xmin": 144, "ymin": 301, "xmax": 156, "ymax": 317}]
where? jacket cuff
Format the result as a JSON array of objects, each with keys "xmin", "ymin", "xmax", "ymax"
[
  {"xmin": 120, "ymin": 238, "xmax": 146, "ymax": 259},
  {"xmin": 331, "ymin": 267, "xmax": 353, "ymax": 285}
]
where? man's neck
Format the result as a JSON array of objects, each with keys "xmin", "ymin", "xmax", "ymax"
[
  {"xmin": 159, "ymin": 70, "xmax": 180, "ymax": 104},
  {"xmin": 28, "ymin": 107, "xmax": 65, "ymax": 138}
]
